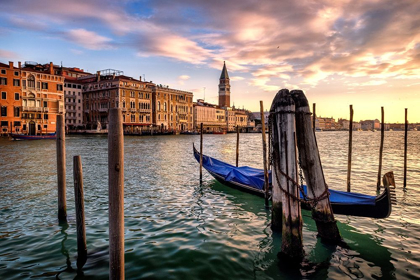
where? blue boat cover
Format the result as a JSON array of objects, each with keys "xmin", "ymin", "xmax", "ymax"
[{"xmin": 195, "ymin": 149, "xmax": 376, "ymax": 205}]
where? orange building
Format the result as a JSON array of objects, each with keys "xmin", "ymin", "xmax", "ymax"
[
  {"xmin": 20, "ymin": 62, "xmax": 65, "ymax": 135},
  {"xmin": 153, "ymin": 85, "xmax": 193, "ymax": 132},
  {"xmin": 0, "ymin": 61, "xmax": 22, "ymax": 135}
]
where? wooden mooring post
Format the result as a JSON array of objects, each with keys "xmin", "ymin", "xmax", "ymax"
[
  {"xmin": 260, "ymin": 101, "xmax": 270, "ymax": 208},
  {"xmin": 291, "ymin": 90, "xmax": 341, "ymax": 243},
  {"xmin": 377, "ymin": 107, "xmax": 385, "ymax": 191},
  {"xmin": 73, "ymin": 155, "xmax": 87, "ymax": 271},
  {"xmin": 347, "ymin": 105, "xmax": 353, "ymax": 192},
  {"xmin": 270, "ymin": 89, "xmax": 303, "ymax": 260},
  {"xmin": 404, "ymin": 108, "xmax": 408, "ymax": 189},
  {"xmin": 312, "ymin": 103, "xmax": 316, "ymax": 135},
  {"xmin": 236, "ymin": 125, "xmax": 239, "ymax": 167},
  {"xmin": 108, "ymin": 108, "xmax": 125, "ymax": 280},
  {"xmin": 56, "ymin": 114, "xmax": 67, "ymax": 222},
  {"xmin": 200, "ymin": 123, "xmax": 204, "ymax": 184}
]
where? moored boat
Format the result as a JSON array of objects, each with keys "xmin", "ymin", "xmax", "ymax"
[
  {"xmin": 10, "ymin": 133, "xmax": 56, "ymax": 140},
  {"xmin": 193, "ymin": 144, "xmax": 394, "ymax": 219}
]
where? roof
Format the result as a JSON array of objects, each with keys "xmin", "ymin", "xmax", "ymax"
[{"xmin": 220, "ymin": 61, "xmax": 229, "ymax": 80}]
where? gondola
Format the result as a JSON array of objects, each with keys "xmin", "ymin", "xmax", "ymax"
[
  {"xmin": 193, "ymin": 145, "xmax": 394, "ymax": 219},
  {"xmin": 10, "ymin": 133, "xmax": 56, "ymax": 140}
]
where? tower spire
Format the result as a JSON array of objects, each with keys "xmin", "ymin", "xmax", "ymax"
[{"xmin": 218, "ymin": 61, "xmax": 230, "ymax": 108}]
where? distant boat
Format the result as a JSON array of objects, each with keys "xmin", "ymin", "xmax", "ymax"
[
  {"xmin": 193, "ymin": 144, "xmax": 395, "ymax": 219},
  {"xmin": 212, "ymin": 131, "xmax": 226, "ymax": 135},
  {"xmin": 315, "ymin": 128, "xmax": 322, "ymax": 132},
  {"xmin": 181, "ymin": 131, "xmax": 199, "ymax": 135},
  {"xmin": 10, "ymin": 133, "xmax": 56, "ymax": 140}
]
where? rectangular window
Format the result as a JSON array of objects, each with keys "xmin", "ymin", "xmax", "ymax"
[
  {"xmin": 15, "ymin": 93, "xmax": 19, "ymax": 100},
  {"xmin": 0, "ymin": 77, "xmax": 7, "ymax": 85},
  {"xmin": 22, "ymin": 80, "xmax": 26, "ymax": 89},
  {"xmin": 14, "ymin": 107, "xmax": 20, "ymax": 117},
  {"xmin": 14, "ymin": 71, "xmax": 19, "ymax": 76},
  {"xmin": 42, "ymin": 82, "xmax": 48, "ymax": 89},
  {"xmin": 43, "ymin": 101, "xmax": 47, "ymax": 107},
  {"xmin": 36, "ymin": 81, "xmax": 40, "ymax": 90},
  {"xmin": 1, "ymin": 121, "xmax": 8, "ymax": 127},
  {"xmin": 44, "ymin": 114, "xmax": 48, "ymax": 119},
  {"xmin": 23, "ymin": 124, "xmax": 26, "ymax": 130},
  {"xmin": 1, "ymin": 69, "xmax": 6, "ymax": 75},
  {"xmin": 57, "ymin": 84, "xmax": 63, "ymax": 91},
  {"xmin": 13, "ymin": 79, "xmax": 20, "ymax": 86},
  {"xmin": 1, "ymin": 107, "xmax": 7, "ymax": 116},
  {"xmin": 1, "ymin": 92, "xmax": 6, "ymax": 99},
  {"xmin": 14, "ymin": 121, "xmax": 21, "ymax": 127}
]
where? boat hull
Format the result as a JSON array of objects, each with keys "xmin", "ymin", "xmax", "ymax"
[{"xmin": 10, "ymin": 133, "xmax": 56, "ymax": 140}]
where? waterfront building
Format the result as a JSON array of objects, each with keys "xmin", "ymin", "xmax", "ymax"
[
  {"xmin": 317, "ymin": 116, "xmax": 336, "ymax": 131},
  {"xmin": 0, "ymin": 62, "xmax": 22, "ymax": 135},
  {"xmin": 193, "ymin": 99, "xmax": 226, "ymax": 132},
  {"xmin": 82, "ymin": 70, "xmax": 154, "ymax": 132},
  {"xmin": 59, "ymin": 67, "xmax": 91, "ymax": 130},
  {"xmin": 20, "ymin": 62, "xmax": 65, "ymax": 135},
  {"xmin": 153, "ymin": 85, "xmax": 194, "ymax": 132}
]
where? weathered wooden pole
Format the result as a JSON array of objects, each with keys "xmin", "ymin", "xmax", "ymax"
[
  {"xmin": 291, "ymin": 90, "xmax": 341, "ymax": 243},
  {"xmin": 236, "ymin": 125, "xmax": 240, "ymax": 167},
  {"xmin": 270, "ymin": 89, "xmax": 303, "ymax": 260},
  {"xmin": 312, "ymin": 103, "xmax": 316, "ymax": 135},
  {"xmin": 260, "ymin": 101, "xmax": 270, "ymax": 208},
  {"xmin": 347, "ymin": 105, "xmax": 354, "ymax": 192},
  {"xmin": 73, "ymin": 155, "xmax": 87, "ymax": 271},
  {"xmin": 404, "ymin": 108, "xmax": 408, "ymax": 189},
  {"xmin": 200, "ymin": 123, "xmax": 203, "ymax": 184},
  {"xmin": 108, "ymin": 108, "xmax": 125, "ymax": 280},
  {"xmin": 56, "ymin": 114, "xmax": 67, "ymax": 222},
  {"xmin": 377, "ymin": 107, "xmax": 385, "ymax": 191}
]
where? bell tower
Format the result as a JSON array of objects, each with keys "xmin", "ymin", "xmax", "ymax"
[{"xmin": 218, "ymin": 61, "xmax": 230, "ymax": 108}]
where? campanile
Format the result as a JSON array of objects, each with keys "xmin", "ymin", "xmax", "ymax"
[{"xmin": 218, "ymin": 61, "xmax": 230, "ymax": 108}]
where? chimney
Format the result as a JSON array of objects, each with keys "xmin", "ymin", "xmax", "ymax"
[
  {"xmin": 9, "ymin": 61, "xmax": 13, "ymax": 69},
  {"xmin": 49, "ymin": 62, "xmax": 54, "ymax": 75},
  {"xmin": 97, "ymin": 71, "xmax": 101, "ymax": 82},
  {"xmin": 139, "ymin": 76, "xmax": 142, "ymax": 81},
  {"xmin": 18, "ymin": 61, "xmax": 21, "ymax": 69}
]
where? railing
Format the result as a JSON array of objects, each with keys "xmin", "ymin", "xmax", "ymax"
[
  {"xmin": 22, "ymin": 106, "xmax": 43, "ymax": 112},
  {"xmin": 66, "ymin": 102, "xmax": 76, "ymax": 106},
  {"xmin": 99, "ymin": 108, "xmax": 108, "ymax": 112},
  {"xmin": 66, "ymin": 109, "xmax": 76, "ymax": 113},
  {"xmin": 130, "ymin": 108, "xmax": 136, "ymax": 113},
  {"xmin": 138, "ymin": 108, "xmax": 151, "ymax": 113},
  {"xmin": 44, "ymin": 107, "xmax": 49, "ymax": 112}
]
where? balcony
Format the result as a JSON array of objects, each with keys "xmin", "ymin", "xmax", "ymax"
[
  {"xmin": 22, "ymin": 106, "xmax": 43, "ymax": 112},
  {"xmin": 122, "ymin": 108, "xmax": 127, "ymax": 112},
  {"xmin": 138, "ymin": 108, "xmax": 150, "ymax": 113},
  {"xmin": 99, "ymin": 108, "xmax": 108, "ymax": 112},
  {"xmin": 66, "ymin": 102, "xmax": 76, "ymax": 106},
  {"xmin": 66, "ymin": 109, "xmax": 76, "ymax": 113},
  {"xmin": 43, "ymin": 107, "xmax": 49, "ymax": 112},
  {"xmin": 130, "ymin": 108, "xmax": 136, "ymax": 113}
]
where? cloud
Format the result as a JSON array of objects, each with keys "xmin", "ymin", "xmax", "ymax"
[
  {"xmin": 230, "ymin": 76, "xmax": 245, "ymax": 81},
  {"xmin": 64, "ymin": 29, "xmax": 113, "ymax": 50},
  {"xmin": 1, "ymin": 0, "xmax": 420, "ymax": 94},
  {"xmin": 178, "ymin": 75, "xmax": 190, "ymax": 85},
  {"xmin": 0, "ymin": 49, "xmax": 19, "ymax": 60}
]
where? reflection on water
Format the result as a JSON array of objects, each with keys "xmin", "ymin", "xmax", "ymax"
[{"xmin": 0, "ymin": 132, "xmax": 419, "ymax": 279}]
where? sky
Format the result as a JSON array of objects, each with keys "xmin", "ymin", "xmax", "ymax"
[{"xmin": 1, "ymin": 0, "xmax": 419, "ymax": 123}]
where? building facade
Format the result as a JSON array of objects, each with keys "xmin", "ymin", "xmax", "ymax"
[
  {"xmin": 82, "ymin": 70, "xmax": 154, "ymax": 132},
  {"xmin": 0, "ymin": 62, "xmax": 21, "ymax": 135},
  {"xmin": 153, "ymin": 85, "xmax": 194, "ymax": 132},
  {"xmin": 20, "ymin": 62, "xmax": 65, "ymax": 135}
]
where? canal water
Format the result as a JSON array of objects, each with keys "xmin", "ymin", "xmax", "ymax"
[{"xmin": 0, "ymin": 131, "xmax": 419, "ymax": 279}]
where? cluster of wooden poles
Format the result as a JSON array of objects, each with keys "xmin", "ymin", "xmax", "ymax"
[{"xmin": 56, "ymin": 109, "xmax": 125, "ymax": 279}]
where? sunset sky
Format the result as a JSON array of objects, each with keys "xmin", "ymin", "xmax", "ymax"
[{"xmin": 1, "ymin": 0, "xmax": 419, "ymax": 123}]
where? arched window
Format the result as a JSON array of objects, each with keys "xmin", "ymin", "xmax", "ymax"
[
  {"xmin": 164, "ymin": 102, "xmax": 167, "ymax": 111},
  {"xmin": 158, "ymin": 101, "xmax": 161, "ymax": 111}
]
